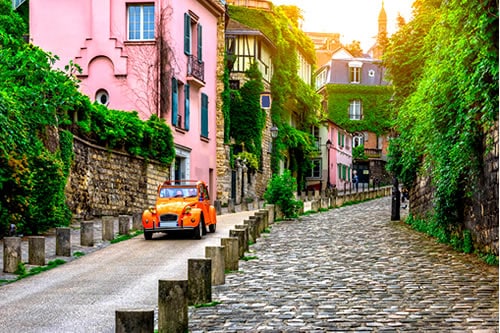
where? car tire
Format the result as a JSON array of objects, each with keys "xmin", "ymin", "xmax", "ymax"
[
  {"xmin": 209, "ymin": 223, "xmax": 216, "ymax": 233},
  {"xmin": 144, "ymin": 231, "xmax": 153, "ymax": 240},
  {"xmin": 193, "ymin": 218, "xmax": 203, "ymax": 240}
]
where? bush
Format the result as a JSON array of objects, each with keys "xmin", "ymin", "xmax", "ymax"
[{"xmin": 263, "ymin": 170, "xmax": 303, "ymax": 218}]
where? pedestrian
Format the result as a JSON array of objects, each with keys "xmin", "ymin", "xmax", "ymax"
[{"xmin": 353, "ymin": 173, "xmax": 359, "ymax": 192}]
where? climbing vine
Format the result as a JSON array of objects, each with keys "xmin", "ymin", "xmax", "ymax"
[
  {"xmin": 385, "ymin": 0, "xmax": 498, "ymax": 249},
  {"xmin": 228, "ymin": 5, "xmax": 320, "ymax": 188}
]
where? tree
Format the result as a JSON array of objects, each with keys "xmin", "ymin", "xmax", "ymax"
[{"xmin": 345, "ymin": 40, "xmax": 363, "ymax": 57}]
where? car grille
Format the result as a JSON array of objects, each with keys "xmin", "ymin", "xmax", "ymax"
[{"xmin": 160, "ymin": 214, "xmax": 178, "ymax": 222}]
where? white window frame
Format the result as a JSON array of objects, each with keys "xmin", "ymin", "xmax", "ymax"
[
  {"xmin": 309, "ymin": 159, "xmax": 322, "ymax": 179},
  {"xmin": 128, "ymin": 4, "xmax": 155, "ymax": 41},
  {"xmin": 349, "ymin": 100, "xmax": 362, "ymax": 120},
  {"xmin": 348, "ymin": 61, "xmax": 362, "ymax": 84}
]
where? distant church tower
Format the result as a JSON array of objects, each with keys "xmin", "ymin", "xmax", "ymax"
[{"xmin": 372, "ymin": 1, "xmax": 388, "ymax": 59}]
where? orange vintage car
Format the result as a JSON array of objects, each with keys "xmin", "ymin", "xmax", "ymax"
[{"xmin": 141, "ymin": 180, "xmax": 217, "ymax": 240}]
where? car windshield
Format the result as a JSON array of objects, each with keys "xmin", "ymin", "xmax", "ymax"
[{"xmin": 159, "ymin": 187, "xmax": 197, "ymax": 198}]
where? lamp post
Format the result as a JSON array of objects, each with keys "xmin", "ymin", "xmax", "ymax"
[
  {"xmin": 325, "ymin": 139, "xmax": 332, "ymax": 189},
  {"xmin": 270, "ymin": 125, "xmax": 279, "ymax": 139}
]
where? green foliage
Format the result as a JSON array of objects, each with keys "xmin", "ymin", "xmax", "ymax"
[
  {"xmin": 327, "ymin": 84, "xmax": 393, "ymax": 136},
  {"xmin": 263, "ymin": 170, "xmax": 303, "ymax": 218},
  {"xmin": 385, "ymin": 0, "xmax": 498, "ymax": 241},
  {"xmin": 229, "ymin": 63, "xmax": 266, "ymax": 162},
  {"xmin": 228, "ymin": 5, "xmax": 320, "ymax": 182},
  {"xmin": 352, "ymin": 144, "xmax": 367, "ymax": 160},
  {"xmin": 234, "ymin": 152, "xmax": 259, "ymax": 171}
]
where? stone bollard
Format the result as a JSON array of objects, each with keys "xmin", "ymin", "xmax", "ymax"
[
  {"xmin": 229, "ymin": 229, "xmax": 246, "ymax": 258},
  {"xmin": 3, "ymin": 237, "xmax": 21, "ymax": 273},
  {"xmin": 227, "ymin": 199, "xmax": 235, "ymax": 213},
  {"xmin": 221, "ymin": 237, "xmax": 239, "ymax": 272},
  {"xmin": 234, "ymin": 225, "xmax": 249, "ymax": 252},
  {"xmin": 28, "ymin": 236, "xmax": 45, "ymax": 266},
  {"xmin": 115, "ymin": 308, "xmax": 154, "ymax": 333},
  {"xmin": 56, "ymin": 227, "xmax": 71, "ymax": 257},
  {"xmin": 275, "ymin": 205, "xmax": 283, "ymax": 220},
  {"xmin": 311, "ymin": 200, "xmax": 320, "ymax": 212},
  {"xmin": 118, "ymin": 215, "xmax": 131, "ymax": 235},
  {"xmin": 257, "ymin": 210, "xmax": 269, "ymax": 231},
  {"xmin": 158, "ymin": 280, "xmax": 188, "ymax": 333},
  {"xmin": 242, "ymin": 220, "xmax": 256, "ymax": 244},
  {"xmin": 132, "ymin": 213, "xmax": 142, "ymax": 230},
  {"xmin": 248, "ymin": 215, "xmax": 261, "ymax": 239},
  {"xmin": 80, "ymin": 221, "xmax": 94, "ymax": 247},
  {"xmin": 214, "ymin": 200, "xmax": 222, "ymax": 216},
  {"xmin": 205, "ymin": 246, "xmax": 225, "ymax": 286},
  {"xmin": 187, "ymin": 258, "xmax": 211, "ymax": 306},
  {"xmin": 266, "ymin": 205, "xmax": 275, "ymax": 225},
  {"xmin": 102, "ymin": 216, "xmax": 114, "ymax": 241},
  {"xmin": 241, "ymin": 200, "xmax": 248, "ymax": 211}
]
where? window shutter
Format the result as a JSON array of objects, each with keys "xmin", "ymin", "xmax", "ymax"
[
  {"xmin": 197, "ymin": 24, "xmax": 203, "ymax": 61},
  {"xmin": 201, "ymin": 93, "xmax": 209, "ymax": 137},
  {"xmin": 171, "ymin": 78, "xmax": 178, "ymax": 126},
  {"xmin": 184, "ymin": 84, "xmax": 190, "ymax": 130},
  {"xmin": 184, "ymin": 13, "xmax": 191, "ymax": 55}
]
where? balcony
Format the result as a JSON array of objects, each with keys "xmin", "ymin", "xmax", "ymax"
[
  {"xmin": 364, "ymin": 148, "xmax": 382, "ymax": 159},
  {"xmin": 187, "ymin": 55, "xmax": 205, "ymax": 88}
]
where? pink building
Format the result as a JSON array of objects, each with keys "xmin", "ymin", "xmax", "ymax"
[
  {"xmin": 29, "ymin": 0, "xmax": 225, "ymax": 200},
  {"xmin": 326, "ymin": 121, "xmax": 353, "ymax": 192}
]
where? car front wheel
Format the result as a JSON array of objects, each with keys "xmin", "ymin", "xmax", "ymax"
[
  {"xmin": 209, "ymin": 223, "xmax": 216, "ymax": 233},
  {"xmin": 193, "ymin": 218, "xmax": 204, "ymax": 240}
]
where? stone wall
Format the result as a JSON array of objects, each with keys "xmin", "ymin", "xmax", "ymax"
[
  {"xmin": 410, "ymin": 121, "xmax": 499, "ymax": 255},
  {"xmin": 66, "ymin": 136, "xmax": 169, "ymax": 219}
]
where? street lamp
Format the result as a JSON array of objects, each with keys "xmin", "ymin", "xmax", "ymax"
[
  {"xmin": 325, "ymin": 139, "xmax": 332, "ymax": 188},
  {"xmin": 270, "ymin": 125, "xmax": 279, "ymax": 139}
]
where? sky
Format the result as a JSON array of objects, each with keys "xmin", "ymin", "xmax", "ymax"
[{"xmin": 271, "ymin": 0, "xmax": 415, "ymax": 51}]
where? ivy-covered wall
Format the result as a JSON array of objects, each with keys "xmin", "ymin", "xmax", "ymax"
[{"xmin": 327, "ymin": 84, "xmax": 393, "ymax": 136}]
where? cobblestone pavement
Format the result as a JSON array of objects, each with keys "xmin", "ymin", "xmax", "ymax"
[{"xmin": 189, "ymin": 196, "xmax": 499, "ymax": 332}]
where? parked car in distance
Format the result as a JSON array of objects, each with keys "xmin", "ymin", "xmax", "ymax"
[{"xmin": 142, "ymin": 180, "xmax": 217, "ymax": 240}]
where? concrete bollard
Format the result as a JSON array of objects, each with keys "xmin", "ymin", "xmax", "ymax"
[
  {"xmin": 242, "ymin": 220, "xmax": 256, "ymax": 244},
  {"xmin": 234, "ymin": 225, "xmax": 249, "ymax": 252},
  {"xmin": 311, "ymin": 200, "xmax": 320, "ymax": 212},
  {"xmin": 3, "ymin": 237, "xmax": 22, "ymax": 273},
  {"xmin": 275, "ymin": 205, "xmax": 283, "ymax": 220},
  {"xmin": 56, "ymin": 227, "xmax": 71, "ymax": 257},
  {"xmin": 158, "ymin": 280, "xmax": 188, "ymax": 333},
  {"xmin": 132, "ymin": 213, "xmax": 142, "ymax": 230},
  {"xmin": 205, "ymin": 246, "xmax": 225, "ymax": 286},
  {"xmin": 28, "ymin": 236, "xmax": 45, "ymax": 266},
  {"xmin": 80, "ymin": 221, "xmax": 94, "ymax": 247},
  {"xmin": 229, "ymin": 229, "xmax": 246, "ymax": 258},
  {"xmin": 227, "ymin": 199, "xmax": 236, "ymax": 213},
  {"xmin": 115, "ymin": 308, "xmax": 154, "ymax": 333},
  {"xmin": 187, "ymin": 258, "xmax": 211, "ymax": 306},
  {"xmin": 214, "ymin": 200, "xmax": 222, "ymax": 216},
  {"xmin": 221, "ymin": 237, "xmax": 239, "ymax": 272},
  {"xmin": 102, "ymin": 216, "xmax": 114, "ymax": 241},
  {"xmin": 118, "ymin": 215, "xmax": 131, "ymax": 235},
  {"xmin": 248, "ymin": 216, "xmax": 261, "ymax": 240}
]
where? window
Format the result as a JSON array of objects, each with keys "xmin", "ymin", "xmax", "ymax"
[
  {"xmin": 349, "ymin": 100, "xmax": 362, "ymax": 120},
  {"xmin": 368, "ymin": 69, "xmax": 375, "ymax": 77},
  {"xmin": 95, "ymin": 89, "xmax": 109, "ymax": 106},
  {"xmin": 128, "ymin": 4, "xmax": 154, "ymax": 41},
  {"xmin": 309, "ymin": 159, "xmax": 321, "ymax": 178},
  {"xmin": 348, "ymin": 61, "xmax": 362, "ymax": 83},
  {"xmin": 184, "ymin": 13, "xmax": 202, "ymax": 61},
  {"xmin": 171, "ymin": 78, "xmax": 190, "ymax": 130},
  {"xmin": 201, "ymin": 93, "xmax": 209, "ymax": 137},
  {"xmin": 353, "ymin": 134, "xmax": 364, "ymax": 147},
  {"xmin": 338, "ymin": 131, "xmax": 345, "ymax": 148},
  {"xmin": 349, "ymin": 67, "xmax": 361, "ymax": 83}
]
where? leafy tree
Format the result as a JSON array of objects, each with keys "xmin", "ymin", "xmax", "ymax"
[{"xmin": 345, "ymin": 40, "xmax": 363, "ymax": 57}]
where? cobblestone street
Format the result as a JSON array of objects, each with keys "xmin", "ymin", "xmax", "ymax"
[{"xmin": 189, "ymin": 196, "xmax": 499, "ymax": 332}]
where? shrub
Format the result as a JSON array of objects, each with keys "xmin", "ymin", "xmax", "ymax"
[{"xmin": 263, "ymin": 170, "xmax": 303, "ymax": 218}]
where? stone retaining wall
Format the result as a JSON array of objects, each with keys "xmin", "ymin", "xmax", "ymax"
[
  {"xmin": 410, "ymin": 121, "xmax": 499, "ymax": 255},
  {"xmin": 65, "ymin": 136, "xmax": 169, "ymax": 219}
]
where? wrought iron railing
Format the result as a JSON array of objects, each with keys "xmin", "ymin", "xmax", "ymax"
[{"xmin": 187, "ymin": 55, "xmax": 204, "ymax": 82}]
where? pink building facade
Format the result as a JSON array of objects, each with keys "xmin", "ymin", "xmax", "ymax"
[
  {"xmin": 29, "ymin": 0, "xmax": 225, "ymax": 201},
  {"xmin": 327, "ymin": 121, "xmax": 353, "ymax": 192}
]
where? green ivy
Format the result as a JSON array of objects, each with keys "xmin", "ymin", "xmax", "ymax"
[
  {"xmin": 228, "ymin": 5, "xmax": 320, "ymax": 186},
  {"xmin": 327, "ymin": 84, "xmax": 393, "ymax": 136}
]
